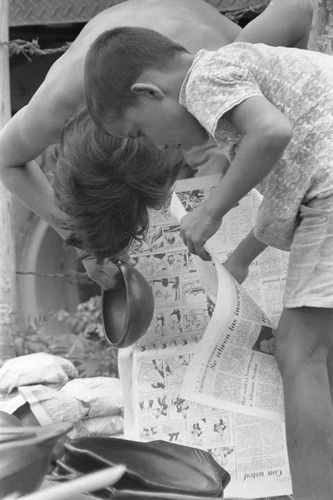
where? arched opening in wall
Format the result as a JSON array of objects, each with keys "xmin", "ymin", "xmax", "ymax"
[{"xmin": 17, "ymin": 217, "xmax": 101, "ymax": 336}]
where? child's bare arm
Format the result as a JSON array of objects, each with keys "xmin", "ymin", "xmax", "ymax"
[
  {"xmin": 180, "ymin": 96, "xmax": 292, "ymax": 260},
  {"xmin": 223, "ymin": 228, "xmax": 267, "ymax": 284},
  {"xmin": 0, "ymin": 106, "xmax": 123, "ymax": 289},
  {"xmin": 235, "ymin": 0, "xmax": 313, "ymax": 49}
]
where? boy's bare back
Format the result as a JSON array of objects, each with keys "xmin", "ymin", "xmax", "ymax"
[
  {"xmin": 0, "ymin": 0, "xmax": 313, "ymax": 288},
  {"xmin": 17, "ymin": 0, "xmax": 239, "ymax": 158}
]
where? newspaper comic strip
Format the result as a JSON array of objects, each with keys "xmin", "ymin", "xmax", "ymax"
[{"xmin": 126, "ymin": 174, "xmax": 291, "ymax": 498}]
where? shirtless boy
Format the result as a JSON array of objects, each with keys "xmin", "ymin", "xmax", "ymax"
[{"xmin": 0, "ymin": 0, "xmax": 313, "ymax": 288}]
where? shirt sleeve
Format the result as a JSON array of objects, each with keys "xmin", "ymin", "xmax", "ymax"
[{"xmin": 182, "ymin": 49, "xmax": 264, "ymax": 143}]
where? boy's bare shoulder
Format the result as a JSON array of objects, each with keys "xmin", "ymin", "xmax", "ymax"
[
  {"xmin": 65, "ymin": 0, "xmax": 238, "ymax": 53},
  {"xmin": 31, "ymin": 0, "xmax": 237, "ymax": 117},
  {"xmin": 7, "ymin": 66, "xmax": 81, "ymax": 156},
  {"xmin": 9, "ymin": 0, "xmax": 240, "ymax": 150}
]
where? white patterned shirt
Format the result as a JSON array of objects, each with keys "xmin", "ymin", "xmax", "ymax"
[{"xmin": 179, "ymin": 42, "xmax": 333, "ymax": 250}]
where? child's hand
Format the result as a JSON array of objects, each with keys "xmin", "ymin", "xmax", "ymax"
[
  {"xmin": 180, "ymin": 205, "xmax": 222, "ymax": 260},
  {"xmin": 223, "ymin": 253, "xmax": 249, "ymax": 284}
]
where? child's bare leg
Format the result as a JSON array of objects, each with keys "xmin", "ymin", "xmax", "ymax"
[{"xmin": 275, "ymin": 306, "xmax": 333, "ymax": 500}]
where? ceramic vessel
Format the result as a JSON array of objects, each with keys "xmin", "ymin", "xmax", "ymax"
[
  {"xmin": 102, "ymin": 262, "xmax": 154, "ymax": 348},
  {"xmin": 0, "ymin": 420, "xmax": 72, "ymax": 498}
]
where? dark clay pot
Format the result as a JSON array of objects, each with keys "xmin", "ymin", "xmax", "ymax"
[{"xmin": 102, "ymin": 262, "xmax": 154, "ymax": 348}]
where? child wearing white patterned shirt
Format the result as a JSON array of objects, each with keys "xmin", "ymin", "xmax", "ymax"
[{"xmin": 84, "ymin": 27, "xmax": 333, "ymax": 500}]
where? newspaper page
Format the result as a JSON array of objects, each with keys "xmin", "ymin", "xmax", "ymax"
[
  {"xmin": 170, "ymin": 188, "xmax": 285, "ymax": 421},
  {"xmin": 126, "ymin": 174, "xmax": 292, "ymax": 498},
  {"xmin": 18, "ymin": 384, "xmax": 88, "ymax": 425},
  {"xmin": 174, "ymin": 175, "xmax": 288, "ymax": 327},
  {"xmin": 18, "ymin": 383, "xmax": 124, "ymax": 439},
  {"xmin": 182, "ymin": 257, "xmax": 284, "ymax": 420}
]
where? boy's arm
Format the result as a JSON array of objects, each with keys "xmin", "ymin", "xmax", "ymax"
[
  {"xmin": 180, "ymin": 95, "xmax": 292, "ymax": 260},
  {"xmin": 0, "ymin": 90, "xmax": 71, "ymax": 232},
  {"xmin": 223, "ymin": 228, "xmax": 267, "ymax": 284},
  {"xmin": 0, "ymin": 105, "xmax": 122, "ymax": 289},
  {"xmin": 235, "ymin": 0, "xmax": 313, "ymax": 49}
]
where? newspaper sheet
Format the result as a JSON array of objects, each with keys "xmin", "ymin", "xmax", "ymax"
[
  {"xmin": 125, "ymin": 174, "xmax": 291, "ymax": 498},
  {"xmin": 170, "ymin": 190, "xmax": 285, "ymax": 421}
]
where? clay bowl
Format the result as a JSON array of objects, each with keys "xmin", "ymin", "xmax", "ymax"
[
  {"xmin": 0, "ymin": 420, "xmax": 72, "ymax": 498},
  {"xmin": 0, "ymin": 410, "xmax": 22, "ymax": 428},
  {"xmin": 102, "ymin": 262, "xmax": 154, "ymax": 348}
]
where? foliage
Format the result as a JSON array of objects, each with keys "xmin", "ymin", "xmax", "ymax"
[{"xmin": 13, "ymin": 296, "xmax": 119, "ymax": 378}]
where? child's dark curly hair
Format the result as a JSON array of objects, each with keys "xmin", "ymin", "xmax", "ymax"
[{"xmin": 54, "ymin": 106, "xmax": 184, "ymax": 260}]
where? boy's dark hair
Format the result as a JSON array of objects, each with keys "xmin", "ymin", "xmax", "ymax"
[
  {"xmin": 84, "ymin": 27, "xmax": 187, "ymax": 127},
  {"xmin": 54, "ymin": 106, "xmax": 184, "ymax": 260}
]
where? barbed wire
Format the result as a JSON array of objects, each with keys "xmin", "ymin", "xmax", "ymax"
[
  {"xmin": 1, "ymin": 38, "xmax": 71, "ymax": 61},
  {"xmin": 16, "ymin": 270, "xmax": 93, "ymax": 285}
]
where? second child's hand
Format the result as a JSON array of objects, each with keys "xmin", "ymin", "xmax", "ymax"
[{"xmin": 180, "ymin": 204, "xmax": 221, "ymax": 260}]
